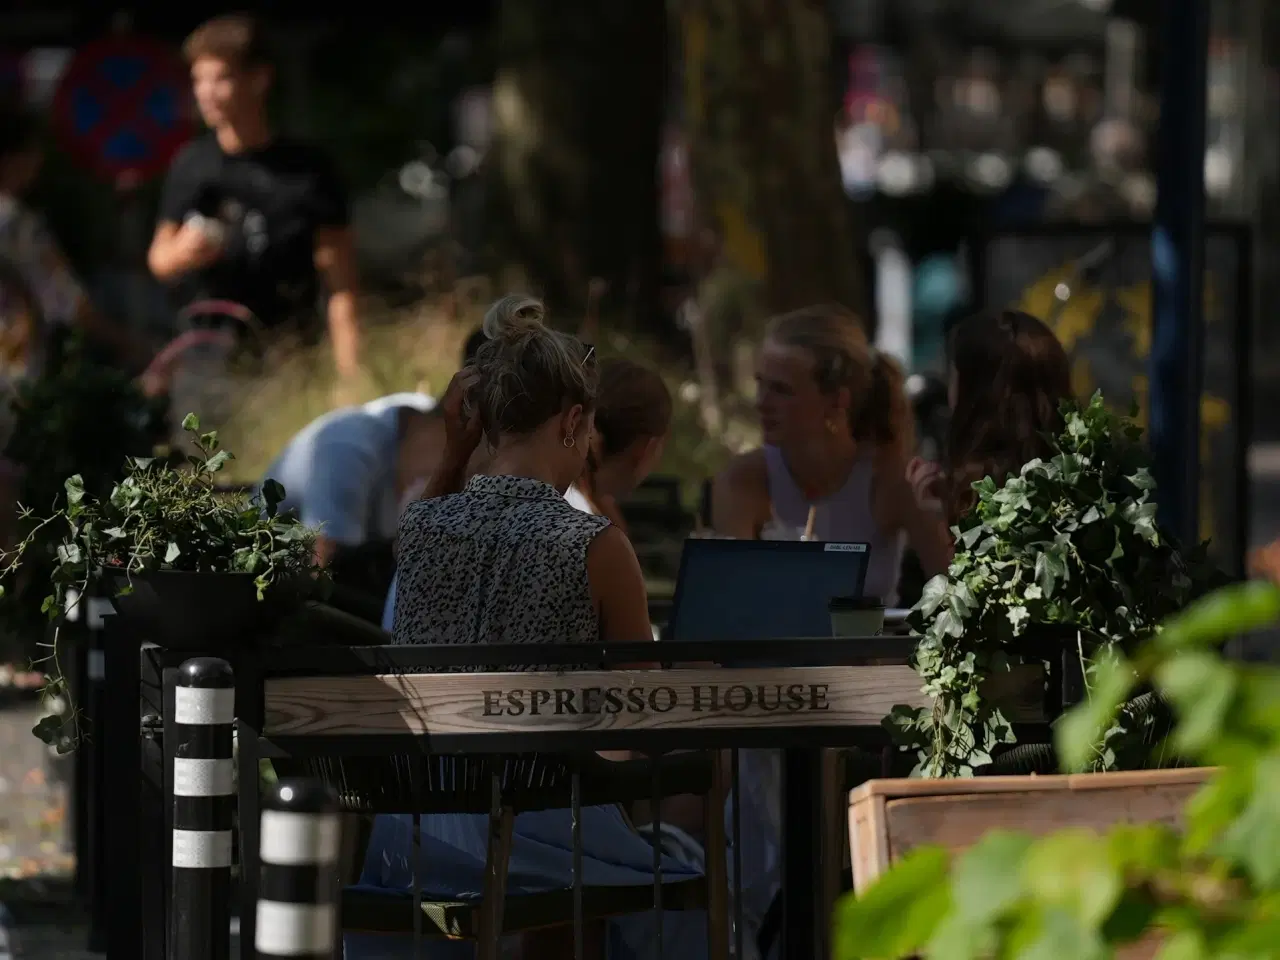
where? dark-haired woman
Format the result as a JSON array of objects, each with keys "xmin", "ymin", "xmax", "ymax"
[
  {"xmin": 566, "ymin": 357, "xmax": 672, "ymax": 527},
  {"xmin": 907, "ymin": 309, "xmax": 1073, "ymax": 530}
]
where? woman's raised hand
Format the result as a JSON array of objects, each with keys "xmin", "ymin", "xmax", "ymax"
[
  {"xmin": 906, "ymin": 456, "xmax": 944, "ymax": 515},
  {"xmin": 419, "ymin": 368, "xmax": 485, "ymax": 501},
  {"xmin": 440, "ymin": 366, "xmax": 483, "ymax": 457}
]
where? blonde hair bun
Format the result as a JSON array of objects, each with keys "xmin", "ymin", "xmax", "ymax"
[
  {"xmin": 471, "ymin": 292, "xmax": 599, "ymax": 443},
  {"xmin": 482, "ymin": 294, "xmax": 547, "ymax": 343}
]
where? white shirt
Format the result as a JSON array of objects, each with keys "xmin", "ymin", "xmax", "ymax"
[
  {"xmin": 564, "ymin": 483, "xmax": 598, "ymax": 516},
  {"xmin": 260, "ymin": 393, "xmax": 434, "ymax": 547}
]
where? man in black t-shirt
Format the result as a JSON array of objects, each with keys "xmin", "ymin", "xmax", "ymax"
[{"xmin": 147, "ymin": 14, "xmax": 362, "ymax": 383}]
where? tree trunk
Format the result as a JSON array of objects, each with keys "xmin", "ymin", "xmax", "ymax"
[
  {"xmin": 678, "ymin": 0, "xmax": 865, "ymax": 316},
  {"xmin": 488, "ymin": 0, "xmax": 666, "ymax": 322}
]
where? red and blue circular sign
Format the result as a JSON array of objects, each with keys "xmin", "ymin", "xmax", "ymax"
[{"xmin": 51, "ymin": 35, "xmax": 192, "ymax": 183}]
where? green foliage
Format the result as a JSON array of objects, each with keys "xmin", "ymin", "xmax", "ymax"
[
  {"xmin": 0, "ymin": 337, "xmax": 164, "ymax": 656},
  {"xmin": 0, "ymin": 414, "xmax": 320, "ymax": 748},
  {"xmin": 836, "ymin": 579, "xmax": 1280, "ymax": 959},
  {"xmin": 888, "ymin": 393, "xmax": 1223, "ymax": 777}
]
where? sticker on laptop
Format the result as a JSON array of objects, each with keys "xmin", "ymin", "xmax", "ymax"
[{"xmin": 824, "ymin": 543, "xmax": 868, "ymax": 552}]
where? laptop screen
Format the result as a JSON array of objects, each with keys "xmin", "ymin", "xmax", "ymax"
[{"xmin": 667, "ymin": 539, "xmax": 871, "ymax": 642}]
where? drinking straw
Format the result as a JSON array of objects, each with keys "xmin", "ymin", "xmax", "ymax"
[{"xmin": 803, "ymin": 505, "xmax": 818, "ymax": 541}]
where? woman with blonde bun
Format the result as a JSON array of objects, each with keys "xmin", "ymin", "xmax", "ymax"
[
  {"xmin": 348, "ymin": 296, "xmax": 709, "ymax": 960},
  {"xmin": 381, "ymin": 353, "xmax": 673, "ymax": 632}
]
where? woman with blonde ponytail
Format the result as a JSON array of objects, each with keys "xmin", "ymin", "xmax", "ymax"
[
  {"xmin": 712, "ymin": 304, "xmax": 952, "ymax": 603},
  {"xmin": 709, "ymin": 306, "xmax": 954, "ymax": 960}
]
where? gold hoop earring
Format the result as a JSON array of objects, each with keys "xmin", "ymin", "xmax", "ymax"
[{"xmin": 563, "ymin": 436, "xmax": 575, "ymax": 448}]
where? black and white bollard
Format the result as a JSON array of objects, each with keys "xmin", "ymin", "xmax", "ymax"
[
  {"xmin": 65, "ymin": 586, "xmax": 110, "ymax": 916},
  {"xmin": 256, "ymin": 778, "xmax": 341, "ymax": 959},
  {"xmin": 170, "ymin": 657, "xmax": 235, "ymax": 960}
]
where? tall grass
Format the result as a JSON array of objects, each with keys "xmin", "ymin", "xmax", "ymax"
[{"xmin": 214, "ymin": 291, "xmax": 756, "ymax": 500}]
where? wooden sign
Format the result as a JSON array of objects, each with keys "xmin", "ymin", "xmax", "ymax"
[{"xmin": 265, "ymin": 666, "xmax": 936, "ymax": 738}]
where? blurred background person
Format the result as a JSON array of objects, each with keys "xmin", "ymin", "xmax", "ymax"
[
  {"xmin": 908, "ymin": 308, "xmax": 1074, "ymax": 529},
  {"xmin": 146, "ymin": 14, "xmax": 363, "ymax": 388},
  {"xmin": 0, "ymin": 103, "xmax": 149, "ymax": 385}
]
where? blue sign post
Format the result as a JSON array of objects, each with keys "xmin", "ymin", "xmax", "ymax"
[{"xmin": 1150, "ymin": 0, "xmax": 1211, "ymax": 548}]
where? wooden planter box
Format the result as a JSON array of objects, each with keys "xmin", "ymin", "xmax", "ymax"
[{"xmin": 848, "ymin": 768, "xmax": 1215, "ymax": 960}]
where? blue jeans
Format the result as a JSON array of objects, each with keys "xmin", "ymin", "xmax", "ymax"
[{"xmin": 345, "ymin": 806, "xmax": 709, "ymax": 959}]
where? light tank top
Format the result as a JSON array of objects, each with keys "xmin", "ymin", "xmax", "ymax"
[{"xmin": 760, "ymin": 444, "xmax": 904, "ymax": 605}]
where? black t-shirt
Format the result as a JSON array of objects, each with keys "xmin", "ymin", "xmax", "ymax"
[{"xmin": 157, "ymin": 134, "xmax": 350, "ymax": 331}]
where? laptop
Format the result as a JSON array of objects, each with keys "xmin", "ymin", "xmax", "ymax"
[{"xmin": 666, "ymin": 539, "xmax": 871, "ymax": 642}]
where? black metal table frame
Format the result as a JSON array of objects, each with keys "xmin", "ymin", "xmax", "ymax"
[
  {"xmin": 240, "ymin": 639, "xmax": 1064, "ymax": 960},
  {"xmin": 104, "ymin": 628, "xmax": 1073, "ymax": 960}
]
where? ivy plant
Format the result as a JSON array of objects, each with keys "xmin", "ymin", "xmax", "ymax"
[
  {"xmin": 835, "ymin": 578, "xmax": 1280, "ymax": 960},
  {"xmin": 888, "ymin": 392, "xmax": 1222, "ymax": 777},
  {"xmin": 0, "ymin": 335, "xmax": 164, "ymax": 660},
  {"xmin": 0, "ymin": 413, "xmax": 320, "ymax": 748}
]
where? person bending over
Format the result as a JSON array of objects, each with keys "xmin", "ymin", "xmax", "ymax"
[
  {"xmin": 712, "ymin": 304, "xmax": 951, "ymax": 605},
  {"xmin": 260, "ymin": 393, "xmax": 440, "ymax": 617}
]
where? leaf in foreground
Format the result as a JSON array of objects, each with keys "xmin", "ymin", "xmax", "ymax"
[
  {"xmin": 1057, "ymin": 648, "xmax": 1136, "ymax": 772},
  {"xmin": 832, "ymin": 846, "xmax": 950, "ymax": 959},
  {"xmin": 1153, "ymin": 581, "xmax": 1280, "ymax": 653},
  {"xmin": 1003, "ymin": 905, "xmax": 1109, "ymax": 960},
  {"xmin": 1153, "ymin": 652, "xmax": 1237, "ymax": 757},
  {"xmin": 1215, "ymin": 753, "xmax": 1280, "ymax": 887},
  {"xmin": 1021, "ymin": 830, "xmax": 1123, "ymax": 928},
  {"xmin": 951, "ymin": 831, "xmax": 1034, "ymax": 926}
]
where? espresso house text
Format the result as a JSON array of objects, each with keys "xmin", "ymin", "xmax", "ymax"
[{"xmin": 481, "ymin": 683, "xmax": 832, "ymax": 718}]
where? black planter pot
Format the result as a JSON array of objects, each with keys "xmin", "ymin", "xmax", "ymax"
[{"xmin": 103, "ymin": 569, "xmax": 303, "ymax": 651}]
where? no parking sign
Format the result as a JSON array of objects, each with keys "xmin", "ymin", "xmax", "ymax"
[{"xmin": 50, "ymin": 35, "xmax": 192, "ymax": 184}]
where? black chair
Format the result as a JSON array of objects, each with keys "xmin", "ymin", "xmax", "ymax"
[
  {"xmin": 980, "ymin": 691, "xmax": 1183, "ymax": 776},
  {"xmin": 621, "ymin": 476, "xmax": 693, "ymax": 579},
  {"xmin": 326, "ymin": 540, "xmax": 397, "ymax": 625},
  {"xmin": 267, "ymin": 608, "xmax": 732, "ymax": 959}
]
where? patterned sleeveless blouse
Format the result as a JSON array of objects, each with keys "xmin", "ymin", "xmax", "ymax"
[{"xmin": 393, "ymin": 474, "xmax": 611, "ymax": 654}]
